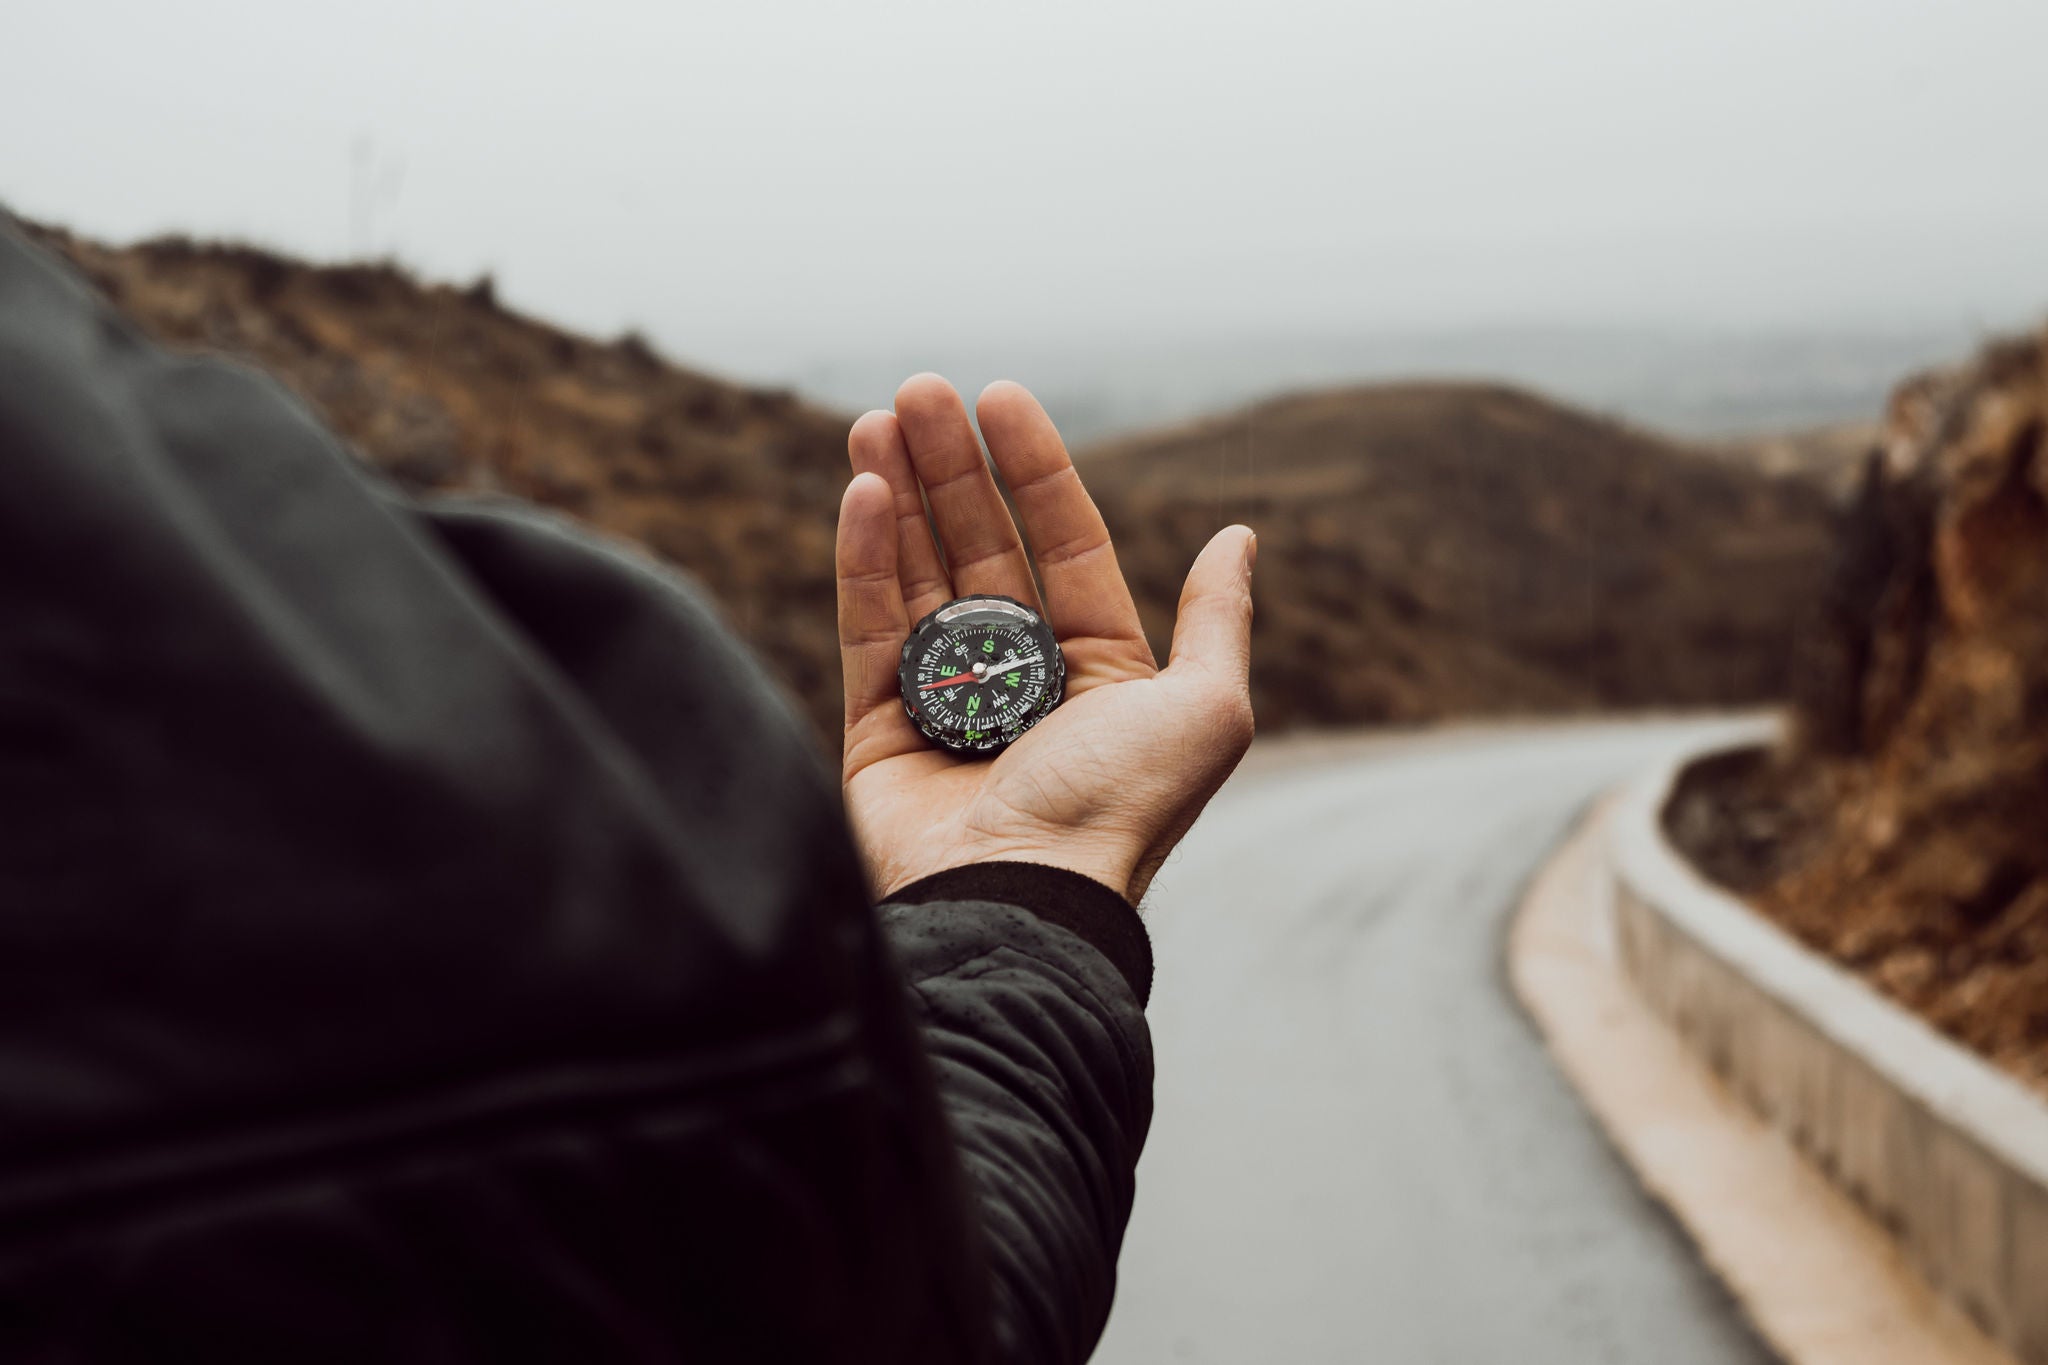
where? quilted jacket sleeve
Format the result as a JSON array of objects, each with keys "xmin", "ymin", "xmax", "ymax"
[{"xmin": 882, "ymin": 865, "xmax": 1156, "ymax": 1365}]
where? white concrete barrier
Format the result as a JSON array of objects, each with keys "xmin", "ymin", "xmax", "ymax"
[{"xmin": 1610, "ymin": 749, "xmax": 2048, "ymax": 1364}]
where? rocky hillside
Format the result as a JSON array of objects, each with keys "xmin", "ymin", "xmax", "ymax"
[
  {"xmin": 1083, "ymin": 384, "xmax": 1838, "ymax": 729},
  {"xmin": 1668, "ymin": 326, "xmax": 2048, "ymax": 1092},
  {"xmin": 25, "ymin": 221, "xmax": 856, "ymax": 733},
  {"xmin": 19, "ymin": 219, "xmax": 1840, "ymax": 742}
]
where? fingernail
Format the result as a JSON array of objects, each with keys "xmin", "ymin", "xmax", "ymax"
[{"xmin": 1245, "ymin": 531, "xmax": 1258, "ymax": 574}]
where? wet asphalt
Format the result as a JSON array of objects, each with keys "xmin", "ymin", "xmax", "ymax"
[{"xmin": 1093, "ymin": 719, "xmax": 1777, "ymax": 1365}]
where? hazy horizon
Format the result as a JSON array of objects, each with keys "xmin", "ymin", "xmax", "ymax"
[{"xmin": 782, "ymin": 322, "xmax": 1980, "ymax": 443}]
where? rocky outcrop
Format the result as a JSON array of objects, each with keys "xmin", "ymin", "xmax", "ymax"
[{"xmin": 1675, "ymin": 327, "xmax": 2048, "ymax": 1091}]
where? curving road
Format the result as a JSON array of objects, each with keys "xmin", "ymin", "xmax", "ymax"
[{"xmin": 1094, "ymin": 719, "xmax": 1774, "ymax": 1365}]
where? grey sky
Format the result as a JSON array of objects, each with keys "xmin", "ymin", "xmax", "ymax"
[{"xmin": 6, "ymin": 0, "xmax": 2046, "ymax": 399}]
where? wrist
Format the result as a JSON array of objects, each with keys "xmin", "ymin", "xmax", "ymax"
[
  {"xmin": 989, "ymin": 847, "xmax": 1139, "ymax": 903},
  {"xmin": 884, "ymin": 834, "xmax": 1141, "ymax": 905}
]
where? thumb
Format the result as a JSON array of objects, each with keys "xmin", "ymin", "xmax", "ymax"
[{"xmin": 1167, "ymin": 524, "xmax": 1256, "ymax": 684}]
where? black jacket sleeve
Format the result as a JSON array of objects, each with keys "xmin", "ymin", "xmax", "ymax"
[
  {"xmin": 881, "ymin": 866, "xmax": 1154, "ymax": 1365},
  {"xmin": 0, "ymin": 216, "xmax": 1153, "ymax": 1365}
]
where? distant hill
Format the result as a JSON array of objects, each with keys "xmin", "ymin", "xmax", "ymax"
[
  {"xmin": 1077, "ymin": 383, "xmax": 1839, "ymax": 729},
  {"xmin": 18, "ymin": 219, "xmax": 1840, "ymax": 742},
  {"xmin": 1708, "ymin": 420, "xmax": 1880, "ymax": 497}
]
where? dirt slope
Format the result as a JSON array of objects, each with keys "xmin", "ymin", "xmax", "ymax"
[
  {"xmin": 19, "ymin": 219, "xmax": 1837, "ymax": 743},
  {"xmin": 1082, "ymin": 383, "xmax": 1837, "ymax": 729},
  {"xmin": 25, "ymin": 221, "xmax": 856, "ymax": 734},
  {"xmin": 1668, "ymin": 326, "xmax": 2048, "ymax": 1092}
]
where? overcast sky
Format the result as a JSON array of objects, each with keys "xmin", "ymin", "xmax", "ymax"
[{"xmin": 6, "ymin": 0, "xmax": 2046, "ymax": 387}]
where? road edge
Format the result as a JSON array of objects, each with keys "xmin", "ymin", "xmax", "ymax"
[{"xmin": 1508, "ymin": 791, "xmax": 2015, "ymax": 1365}]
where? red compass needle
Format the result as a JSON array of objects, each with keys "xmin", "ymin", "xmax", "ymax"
[{"xmin": 919, "ymin": 672, "xmax": 978, "ymax": 690}]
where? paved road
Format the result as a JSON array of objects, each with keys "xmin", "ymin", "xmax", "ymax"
[{"xmin": 1093, "ymin": 719, "xmax": 1775, "ymax": 1365}]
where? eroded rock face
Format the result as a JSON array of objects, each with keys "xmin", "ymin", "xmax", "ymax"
[{"xmin": 1775, "ymin": 328, "xmax": 2048, "ymax": 1089}]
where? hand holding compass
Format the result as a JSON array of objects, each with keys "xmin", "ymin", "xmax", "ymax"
[{"xmin": 834, "ymin": 376, "xmax": 1256, "ymax": 904}]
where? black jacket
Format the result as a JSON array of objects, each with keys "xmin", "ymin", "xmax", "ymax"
[{"xmin": 0, "ymin": 221, "xmax": 1153, "ymax": 1363}]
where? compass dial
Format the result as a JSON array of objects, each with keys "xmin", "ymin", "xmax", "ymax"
[{"xmin": 898, "ymin": 595, "xmax": 1065, "ymax": 756}]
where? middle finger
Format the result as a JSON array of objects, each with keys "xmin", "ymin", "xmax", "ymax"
[{"xmin": 893, "ymin": 373, "xmax": 1040, "ymax": 608}]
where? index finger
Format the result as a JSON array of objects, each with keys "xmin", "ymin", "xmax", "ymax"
[{"xmin": 975, "ymin": 381, "xmax": 1149, "ymax": 649}]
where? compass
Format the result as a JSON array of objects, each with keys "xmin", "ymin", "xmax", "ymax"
[{"xmin": 898, "ymin": 594, "xmax": 1065, "ymax": 755}]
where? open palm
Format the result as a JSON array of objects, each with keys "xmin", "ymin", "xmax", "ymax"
[{"xmin": 835, "ymin": 375, "xmax": 1255, "ymax": 905}]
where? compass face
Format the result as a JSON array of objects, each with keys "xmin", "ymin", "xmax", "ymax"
[{"xmin": 898, "ymin": 595, "xmax": 1065, "ymax": 755}]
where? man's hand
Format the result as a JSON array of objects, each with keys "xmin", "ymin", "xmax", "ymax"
[{"xmin": 835, "ymin": 375, "xmax": 1255, "ymax": 905}]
